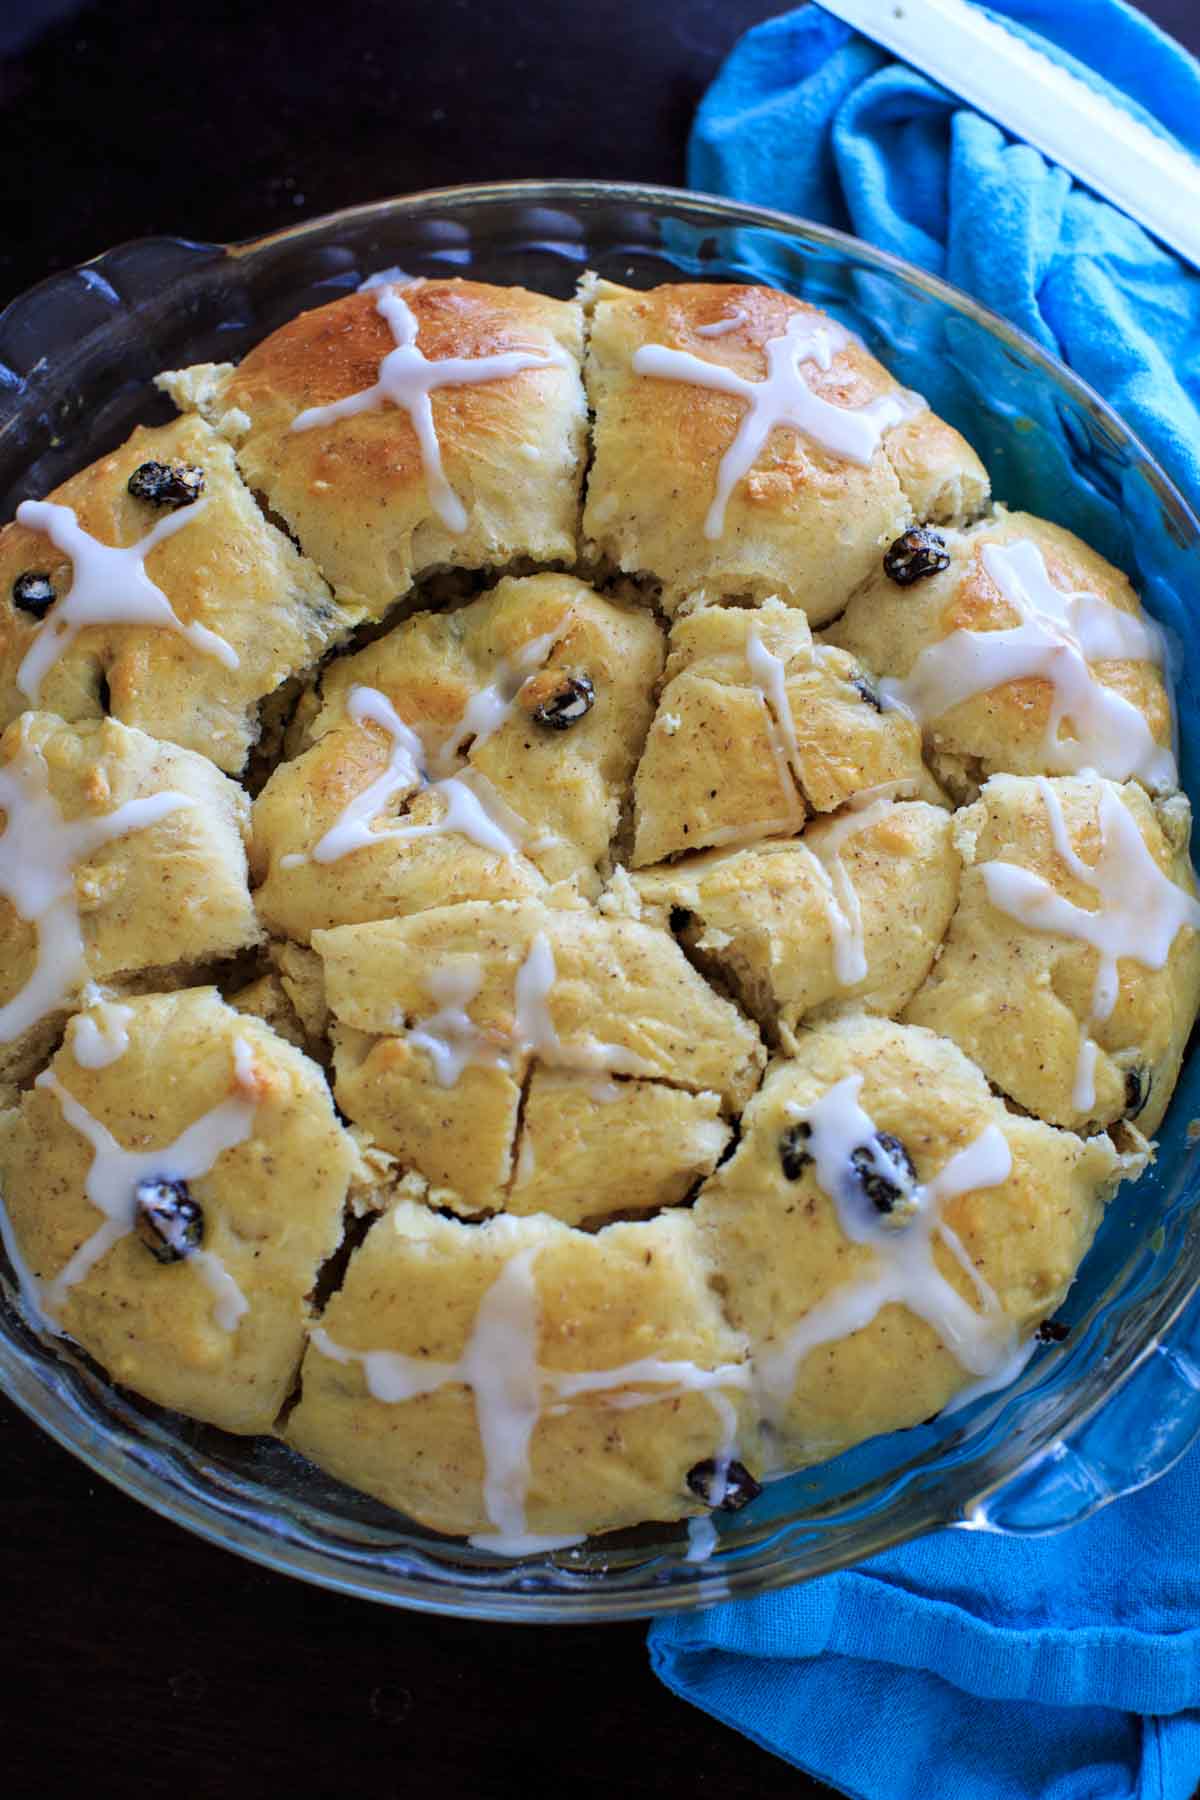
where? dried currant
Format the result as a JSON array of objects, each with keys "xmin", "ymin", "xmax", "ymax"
[
  {"xmin": 531, "ymin": 673, "xmax": 595, "ymax": 730},
  {"xmin": 1124, "ymin": 1066, "xmax": 1151, "ymax": 1118},
  {"xmin": 133, "ymin": 1176, "xmax": 204, "ymax": 1263},
  {"xmin": 12, "ymin": 571, "xmax": 56, "ymax": 618},
  {"xmin": 1036, "ymin": 1319, "xmax": 1070, "ymax": 1344},
  {"xmin": 686, "ymin": 1458, "xmax": 762, "ymax": 1512},
  {"xmin": 779, "ymin": 1121, "xmax": 813, "ymax": 1181},
  {"xmin": 883, "ymin": 526, "xmax": 951, "ymax": 586},
  {"xmin": 127, "ymin": 461, "xmax": 206, "ymax": 508},
  {"xmin": 850, "ymin": 1132, "xmax": 918, "ymax": 1215},
  {"xmin": 851, "ymin": 673, "xmax": 883, "ymax": 712}
]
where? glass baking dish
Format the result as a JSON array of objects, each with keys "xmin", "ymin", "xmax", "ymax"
[{"xmin": 2, "ymin": 179, "xmax": 1200, "ymax": 1623}]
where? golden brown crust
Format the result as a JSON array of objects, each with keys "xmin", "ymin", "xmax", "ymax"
[
  {"xmin": 631, "ymin": 602, "xmax": 938, "ymax": 865},
  {"xmin": 0, "ymin": 989, "xmax": 360, "ymax": 1433},
  {"xmin": 582, "ymin": 279, "xmax": 988, "ymax": 621},
  {"xmin": 286, "ymin": 1204, "xmax": 754, "ymax": 1540},
  {"xmin": 826, "ymin": 511, "xmax": 1174, "ymax": 798},
  {"xmin": 251, "ymin": 572, "xmax": 663, "ymax": 942},
  {"xmin": 0, "ymin": 416, "xmax": 347, "ymax": 774},
  {"xmin": 695, "ymin": 1017, "xmax": 1122, "ymax": 1458},
  {"xmin": 0, "ymin": 711, "xmax": 260, "ymax": 1084},
  {"xmin": 199, "ymin": 280, "xmax": 587, "ymax": 617},
  {"xmin": 904, "ymin": 777, "xmax": 1200, "ymax": 1135}
]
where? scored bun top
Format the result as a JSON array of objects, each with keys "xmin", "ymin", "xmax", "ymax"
[
  {"xmin": 582, "ymin": 277, "xmax": 989, "ymax": 621},
  {"xmin": 171, "ymin": 278, "xmax": 589, "ymax": 619},
  {"xmin": 0, "ymin": 414, "xmax": 345, "ymax": 773}
]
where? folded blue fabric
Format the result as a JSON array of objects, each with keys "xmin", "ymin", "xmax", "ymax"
[
  {"xmin": 649, "ymin": 6, "xmax": 1200, "ymax": 1797},
  {"xmin": 651, "ymin": 1450, "xmax": 1200, "ymax": 1798},
  {"xmin": 689, "ymin": 0, "xmax": 1200, "ymax": 517}
]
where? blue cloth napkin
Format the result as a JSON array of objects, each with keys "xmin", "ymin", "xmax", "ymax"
[
  {"xmin": 651, "ymin": 1453, "xmax": 1200, "ymax": 1797},
  {"xmin": 649, "ymin": 6, "xmax": 1200, "ymax": 1797},
  {"xmin": 689, "ymin": 0, "xmax": 1200, "ymax": 516}
]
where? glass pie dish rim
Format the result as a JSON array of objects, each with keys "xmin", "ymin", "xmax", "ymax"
[{"xmin": 1, "ymin": 176, "xmax": 1198, "ymax": 1623}]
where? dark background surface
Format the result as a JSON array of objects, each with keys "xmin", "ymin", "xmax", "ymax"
[{"xmin": 3, "ymin": 3, "xmax": 1199, "ymax": 1797}]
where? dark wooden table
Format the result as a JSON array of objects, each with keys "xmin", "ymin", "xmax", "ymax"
[{"xmin": 2, "ymin": 4, "xmax": 1197, "ymax": 1796}]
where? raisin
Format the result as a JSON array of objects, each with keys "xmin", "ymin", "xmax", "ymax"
[
  {"xmin": 779, "ymin": 1122, "xmax": 812, "ymax": 1181},
  {"xmin": 851, "ymin": 673, "xmax": 882, "ymax": 711},
  {"xmin": 531, "ymin": 673, "xmax": 595, "ymax": 730},
  {"xmin": 127, "ymin": 461, "xmax": 206, "ymax": 508},
  {"xmin": 133, "ymin": 1176, "xmax": 204, "ymax": 1263},
  {"xmin": 1124, "ymin": 1067, "xmax": 1150, "ymax": 1118},
  {"xmin": 850, "ymin": 1132, "xmax": 918, "ymax": 1215},
  {"xmin": 669, "ymin": 906, "xmax": 693, "ymax": 933},
  {"xmin": 883, "ymin": 526, "xmax": 951, "ymax": 586},
  {"xmin": 686, "ymin": 1459, "xmax": 762, "ymax": 1512},
  {"xmin": 1036, "ymin": 1319, "xmax": 1070, "ymax": 1344},
  {"xmin": 12, "ymin": 571, "xmax": 56, "ymax": 618}
]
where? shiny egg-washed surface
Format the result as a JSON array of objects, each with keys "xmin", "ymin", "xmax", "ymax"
[{"xmin": 0, "ymin": 273, "xmax": 1196, "ymax": 1552}]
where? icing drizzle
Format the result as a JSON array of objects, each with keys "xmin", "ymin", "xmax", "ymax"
[
  {"xmin": 802, "ymin": 794, "xmax": 904, "ymax": 988},
  {"xmin": 0, "ymin": 728, "xmax": 195, "ymax": 1043},
  {"xmin": 882, "ymin": 538, "xmax": 1177, "ymax": 790},
  {"xmin": 632, "ymin": 313, "xmax": 921, "ymax": 538},
  {"xmin": 290, "ymin": 284, "xmax": 566, "ymax": 532},
  {"xmin": 309, "ymin": 1075, "xmax": 1026, "ymax": 1549},
  {"xmin": 285, "ymin": 636, "xmax": 557, "ymax": 870},
  {"xmin": 429, "ymin": 632, "xmax": 556, "ymax": 776},
  {"xmin": 32, "ymin": 1037, "xmax": 259, "ymax": 1329},
  {"xmin": 71, "ymin": 991, "xmax": 134, "ymax": 1069},
  {"xmin": 682, "ymin": 1389, "xmax": 740, "ymax": 1560},
  {"xmin": 407, "ymin": 930, "xmax": 657, "ymax": 1088},
  {"xmin": 685, "ymin": 1515, "xmax": 720, "ymax": 1561},
  {"xmin": 756, "ymin": 1075, "xmax": 1015, "ymax": 1414},
  {"xmin": 744, "ymin": 627, "xmax": 808, "ymax": 821},
  {"xmin": 694, "ymin": 307, "xmax": 749, "ymax": 339},
  {"xmin": 980, "ymin": 777, "xmax": 1200, "ymax": 1112},
  {"xmin": 407, "ymin": 960, "xmax": 507, "ymax": 1086},
  {"xmin": 313, "ymin": 1232, "xmax": 750, "ymax": 1555},
  {"xmin": 14, "ymin": 498, "xmax": 236, "ymax": 702}
]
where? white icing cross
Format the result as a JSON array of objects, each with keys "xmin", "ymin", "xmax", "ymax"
[
  {"xmin": 512, "ymin": 931, "xmax": 657, "ymax": 1076},
  {"xmin": 280, "ymin": 675, "xmax": 541, "ymax": 871},
  {"xmin": 756, "ymin": 1074, "xmax": 1016, "ymax": 1414},
  {"xmin": 980, "ymin": 777, "xmax": 1200, "ymax": 1113},
  {"xmin": 882, "ymin": 538, "xmax": 1177, "ymax": 791},
  {"xmin": 405, "ymin": 930, "xmax": 657, "ymax": 1090},
  {"xmin": 290, "ymin": 284, "xmax": 565, "ymax": 532},
  {"xmin": 313, "ymin": 1234, "xmax": 751, "ymax": 1555},
  {"xmin": 0, "ymin": 727, "xmax": 195, "ymax": 1043},
  {"xmin": 31, "ymin": 1037, "xmax": 260, "ymax": 1330},
  {"xmin": 14, "ymin": 498, "xmax": 237, "ymax": 703},
  {"xmin": 632, "ymin": 313, "xmax": 921, "ymax": 538},
  {"xmin": 407, "ymin": 960, "xmax": 508, "ymax": 1087},
  {"xmin": 428, "ymin": 631, "xmax": 557, "ymax": 777}
]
